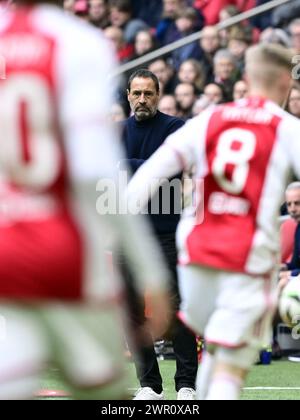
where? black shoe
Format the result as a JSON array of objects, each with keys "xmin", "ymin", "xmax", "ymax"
[{"xmin": 272, "ymin": 342, "xmax": 283, "ymax": 361}]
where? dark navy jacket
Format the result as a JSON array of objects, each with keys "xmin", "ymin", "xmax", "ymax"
[
  {"xmin": 287, "ymin": 223, "xmax": 300, "ymax": 276},
  {"xmin": 121, "ymin": 111, "xmax": 185, "ymax": 235}
]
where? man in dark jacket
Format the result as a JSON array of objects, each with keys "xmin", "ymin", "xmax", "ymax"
[
  {"xmin": 121, "ymin": 69, "xmax": 198, "ymax": 400},
  {"xmin": 280, "ymin": 183, "xmax": 300, "ymax": 285},
  {"xmin": 279, "ymin": 182, "xmax": 300, "ymax": 363}
]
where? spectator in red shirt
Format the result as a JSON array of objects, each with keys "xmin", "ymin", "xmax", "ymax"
[
  {"xmin": 193, "ymin": 0, "xmax": 254, "ymax": 25},
  {"xmin": 74, "ymin": 0, "xmax": 90, "ymax": 21},
  {"xmin": 104, "ymin": 26, "xmax": 134, "ymax": 62}
]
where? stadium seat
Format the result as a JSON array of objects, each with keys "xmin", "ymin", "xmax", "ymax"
[{"xmin": 280, "ymin": 217, "xmax": 297, "ymax": 263}]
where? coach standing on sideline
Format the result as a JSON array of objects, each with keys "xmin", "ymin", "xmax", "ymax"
[{"xmin": 120, "ymin": 69, "xmax": 198, "ymax": 401}]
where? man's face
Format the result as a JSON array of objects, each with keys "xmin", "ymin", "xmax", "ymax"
[
  {"xmin": 204, "ymin": 84, "xmax": 223, "ymax": 104},
  {"xmin": 289, "ymin": 88, "xmax": 300, "ymax": 118},
  {"xmin": 127, "ymin": 77, "xmax": 160, "ymax": 121},
  {"xmin": 176, "ymin": 17, "xmax": 193, "ymax": 34},
  {"xmin": 291, "ymin": 24, "xmax": 300, "ymax": 52},
  {"xmin": 163, "ymin": 0, "xmax": 182, "ymax": 19},
  {"xmin": 104, "ymin": 27, "xmax": 123, "ymax": 51},
  {"xmin": 175, "ymin": 84, "xmax": 195, "ymax": 111},
  {"xmin": 89, "ymin": 0, "xmax": 107, "ymax": 21},
  {"xmin": 178, "ymin": 62, "xmax": 197, "ymax": 84},
  {"xmin": 148, "ymin": 60, "xmax": 171, "ymax": 86},
  {"xmin": 214, "ymin": 58, "xmax": 235, "ymax": 81},
  {"xmin": 135, "ymin": 32, "xmax": 153, "ymax": 56},
  {"xmin": 159, "ymin": 95, "xmax": 177, "ymax": 117},
  {"xmin": 110, "ymin": 7, "xmax": 130, "ymax": 27},
  {"xmin": 286, "ymin": 189, "xmax": 300, "ymax": 222},
  {"xmin": 233, "ymin": 80, "xmax": 248, "ymax": 101},
  {"xmin": 228, "ymin": 39, "xmax": 248, "ymax": 60},
  {"xmin": 200, "ymin": 27, "xmax": 219, "ymax": 54}
]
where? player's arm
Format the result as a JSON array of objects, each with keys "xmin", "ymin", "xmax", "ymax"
[{"xmin": 127, "ymin": 111, "xmax": 211, "ymax": 210}]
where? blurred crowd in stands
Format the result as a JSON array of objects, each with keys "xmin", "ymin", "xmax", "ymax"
[{"xmin": 63, "ymin": 0, "xmax": 300, "ymax": 121}]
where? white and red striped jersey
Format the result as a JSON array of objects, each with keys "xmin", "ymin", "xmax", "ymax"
[
  {"xmin": 128, "ymin": 97, "xmax": 300, "ymax": 276},
  {"xmin": 0, "ymin": 5, "xmax": 169, "ymax": 301}
]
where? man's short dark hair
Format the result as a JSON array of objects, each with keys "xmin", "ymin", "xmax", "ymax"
[{"xmin": 127, "ymin": 69, "xmax": 160, "ymax": 93}]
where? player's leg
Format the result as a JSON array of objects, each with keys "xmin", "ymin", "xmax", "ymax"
[
  {"xmin": 204, "ymin": 272, "xmax": 277, "ymax": 400},
  {"xmin": 0, "ymin": 305, "xmax": 48, "ymax": 400},
  {"xmin": 177, "ymin": 265, "xmax": 219, "ymax": 400},
  {"xmin": 196, "ymin": 349, "xmax": 216, "ymax": 400},
  {"xmin": 40, "ymin": 302, "xmax": 130, "ymax": 400},
  {"xmin": 205, "ymin": 345, "xmax": 258, "ymax": 400},
  {"xmin": 178, "ymin": 265, "xmax": 218, "ymax": 340}
]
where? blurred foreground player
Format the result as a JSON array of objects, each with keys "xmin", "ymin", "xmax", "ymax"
[
  {"xmin": 127, "ymin": 43, "xmax": 300, "ymax": 400},
  {"xmin": 0, "ymin": 0, "xmax": 170, "ymax": 399}
]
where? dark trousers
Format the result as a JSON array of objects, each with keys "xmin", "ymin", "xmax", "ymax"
[{"xmin": 122, "ymin": 233, "xmax": 198, "ymax": 393}]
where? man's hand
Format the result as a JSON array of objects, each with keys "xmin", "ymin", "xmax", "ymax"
[{"xmin": 278, "ymin": 271, "xmax": 292, "ymax": 294}]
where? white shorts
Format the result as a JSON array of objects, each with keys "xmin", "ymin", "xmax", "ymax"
[
  {"xmin": 178, "ymin": 265, "xmax": 278, "ymax": 350},
  {"xmin": 0, "ymin": 303, "xmax": 129, "ymax": 400}
]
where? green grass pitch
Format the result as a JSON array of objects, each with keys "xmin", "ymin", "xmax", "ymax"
[{"xmin": 39, "ymin": 359, "xmax": 300, "ymax": 400}]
